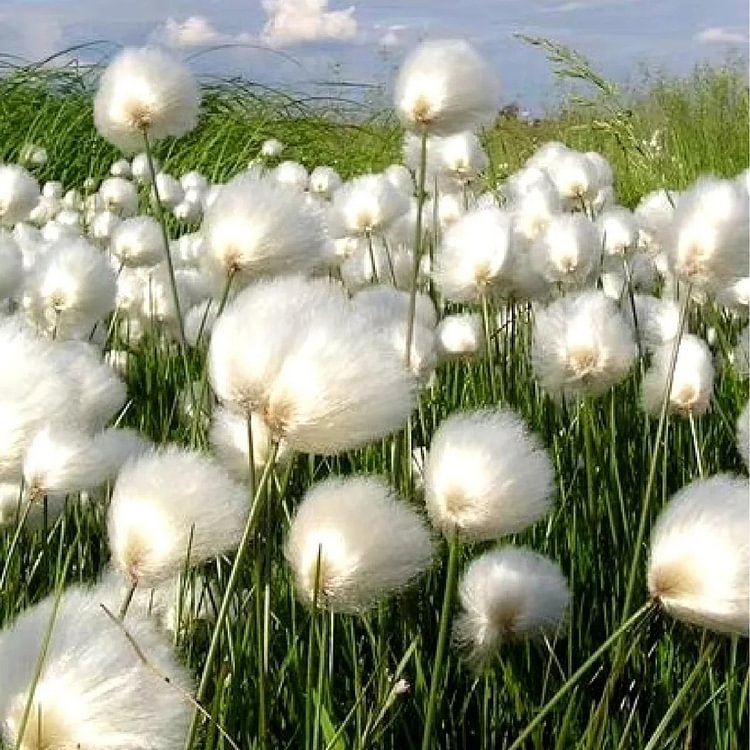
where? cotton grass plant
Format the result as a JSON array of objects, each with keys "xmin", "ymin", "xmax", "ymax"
[{"xmin": 0, "ymin": 38, "xmax": 747, "ymax": 750}]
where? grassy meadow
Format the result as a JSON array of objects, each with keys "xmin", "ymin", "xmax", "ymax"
[{"xmin": 0, "ymin": 45, "xmax": 748, "ymax": 750}]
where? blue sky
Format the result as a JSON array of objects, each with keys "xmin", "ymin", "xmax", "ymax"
[{"xmin": 0, "ymin": 0, "xmax": 745, "ymax": 110}]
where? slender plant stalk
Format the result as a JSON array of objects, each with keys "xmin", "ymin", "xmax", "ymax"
[
  {"xmin": 507, "ymin": 601, "xmax": 654, "ymax": 750},
  {"xmin": 405, "ymin": 128, "xmax": 429, "ymax": 368},
  {"xmin": 480, "ymin": 293, "xmax": 497, "ymax": 401},
  {"xmin": 688, "ymin": 413, "xmax": 704, "ymax": 477},
  {"xmin": 619, "ymin": 285, "xmax": 691, "ymax": 626},
  {"xmin": 117, "ymin": 579, "xmax": 138, "ymax": 621},
  {"xmin": 183, "ymin": 442, "xmax": 280, "ymax": 750},
  {"xmin": 421, "ymin": 533, "xmax": 461, "ymax": 750},
  {"xmin": 642, "ymin": 640, "xmax": 717, "ymax": 750}
]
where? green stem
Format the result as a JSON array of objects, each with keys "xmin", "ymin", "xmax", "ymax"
[
  {"xmin": 507, "ymin": 602, "xmax": 653, "ymax": 750},
  {"xmin": 183, "ymin": 442, "xmax": 280, "ymax": 750},
  {"xmin": 619, "ymin": 286, "xmax": 691, "ymax": 627},
  {"xmin": 421, "ymin": 533, "xmax": 461, "ymax": 750},
  {"xmin": 118, "ymin": 579, "xmax": 138, "ymax": 621},
  {"xmin": 480, "ymin": 294, "xmax": 497, "ymax": 402},
  {"xmin": 405, "ymin": 128, "xmax": 428, "ymax": 369},
  {"xmin": 688, "ymin": 413, "xmax": 704, "ymax": 477}
]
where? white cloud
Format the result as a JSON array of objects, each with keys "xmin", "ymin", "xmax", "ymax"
[
  {"xmin": 695, "ymin": 27, "xmax": 746, "ymax": 45},
  {"xmin": 378, "ymin": 24, "xmax": 407, "ymax": 50},
  {"xmin": 261, "ymin": 0, "xmax": 358, "ymax": 47},
  {"xmin": 153, "ymin": 16, "xmax": 255, "ymax": 49}
]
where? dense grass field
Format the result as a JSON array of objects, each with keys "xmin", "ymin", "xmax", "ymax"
[{"xmin": 0, "ymin": 44, "xmax": 748, "ymax": 750}]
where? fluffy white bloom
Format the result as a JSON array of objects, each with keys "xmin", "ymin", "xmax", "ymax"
[
  {"xmin": 209, "ymin": 276, "xmax": 417, "ymax": 453},
  {"xmin": 351, "ymin": 285, "xmax": 437, "ymax": 330},
  {"xmin": 20, "ymin": 144, "xmax": 47, "ymax": 167},
  {"xmin": 601, "ymin": 253, "xmax": 658, "ymax": 300},
  {"xmin": 623, "ymin": 294, "xmax": 680, "ymax": 352},
  {"xmin": 0, "ymin": 585, "xmax": 193, "ymax": 749},
  {"xmin": 24, "ymin": 238, "xmax": 117, "ymax": 338},
  {"xmin": 454, "ymin": 546, "xmax": 569, "ymax": 667},
  {"xmin": 90, "ymin": 210, "xmax": 121, "ymax": 243},
  {"xmin": 180, "ymin": 170, "xmax": 208, "ymax": 193},
  {"xmin": 530, "ymin": 213, "xmax": 599, "ymax": 289},
  {"xmin": 203, "ymin": 173, "xmax": 329, "ymax": 285},
  {"xmin": 273, "ymin": 160, "xmax": 308, "ymax": 191},
  {"xmin": 42, "ymin": 181, "xmax": 63, "ymax": 200},
  {"xmin": 635, "ymin": 188, "xmax": 678, "ymax": 254},
  {"xmin": 285, "ymin": 476, "xmax": 434, "ymax": 612},
  {"xmin": 647, "ymin": 474, "xmax": 749, "ymax": 635},
  {"xmin": 738, "ymin": 401, "xmax": 749, "ymax": 470},
  {"xmin": 383, "ymin": 164, "xmax": 414, "ymax": 196},
  {"xmin": 0, "ymin": 235, "xmax": 22, "ymax": 300},
  {"xmin": 0, "ymin": 165, "xmax": 39, "ymax": 226},
  {"xmin": 94, "ymin": 47, "xmax": 200, "ymax": 153},
  {"xmin": 716, "ymin": 276, "xmax": 750, "ymax": 315},
  {"xmin": 330, "ymin": 174, "xmax": 409, "ymax": 238},
  {"xmin": 532, "ymin": 290, "xmax": 636, "ymax": 400},
  {"xmin": 339, "ymin": 235, "xmax": 414, "ymax": 291},
  {"xmin": 435, "ymin": 313, "xmax": 484, "ymax": 361},
  {"xmin": 154, "ymin": 172, "xmax": 184, "ymax": 209},
  {"xmin": 507, "ymin": 174, "xmax": 562, "ymax": 243},
  {"xmin": 111, "ymin": 215, "xmax": 164, "ymax": 267},
  {"xmin": 545, "ymin": 150, "xmax": 597, "ymax": 204},
  {"xmin": 110, "ymin": 158, "xmax": 132, "ymax": 178},
  {"xmin": 394, "ymin": 39, "xmax": 499, "ymax": 135},
  {"xmin": 108, "ymin": 446, "xmax": 247, "ymax": 587},
  {"xmin": 424, "ymin": 409, "xmax": 555, "ymax": 541},
  {"xmin": 23, "ymin": 425, "xmax": 149, "ymax": 499},
  {"xmin": 424, "ymin": 192, "xmax": 465, "ymax": 233},
  {"xmin": 99, "ymin": 176, "xmax": 138, "ymax": 216},
  {"xmin": 209, "ymin": 407, "xmax": 289, "ymax": 482},
  {"xmin": 28, "ymin": 196, "xmax": 60, "ymax": 226},
  {"xmin": 131, "ymin": 152, "xmax": 159, "ymax": 185},
  {"xmin": 667, "ymin": 177, "xmax": 749, "ymax": 290},
  {"xmin": 309, "ymin": 166, "xmax": 342, "ymax": 199},
  {"xmin": 641, "ymin": 334, "xmax": 714, "ymax": 417},
  {"xmin": 61, "ymin": 189, "xmax": 82, "ymax": 211},
  {"xmin": 525, "ymin": 141, "xmax": 568, "ymax": 172},
  {"xmin": 434, "ymin": 206, "xmax": 512, "ymax": 302},
  {"xmin": 261, "ymin": 138, "xmax": 283, "ymax": 158},
  {"xmin": 404, "ymin": 131, "xmax": 488, "ymax": 190},
  {"xmin": 597, "ymin": 205, "xmax": 639, "ymax": 262}
]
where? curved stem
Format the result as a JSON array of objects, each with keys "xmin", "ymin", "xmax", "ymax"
[
  {"xmin": 183, "ymin": 442, "xmax": 280, "ymax": 750},
  {"xmin": 421, "ymin": 533, "xmax": 461, "ymax": 750},
  {"xmin": 405, "ymin": 128, "xmax": 428, "ymax": 369},
  {"xmin": 507, "ymin": 602, "xmax": 654, "ymax": 750}
]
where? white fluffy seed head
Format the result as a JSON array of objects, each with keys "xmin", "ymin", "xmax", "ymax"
[
  {"xmin": 261, "ymin": 138, "xmax": 283, "ymax": 158},
  {"xmin": 0, "ymin": 584, "xmax": 193, "ymax": 749},
  {"xmin": 309, "ymin": 166, "xmax": 342, "ymax": 199},
  {"xmin": 209, "ymin": 275, "xmax": 417, "ymax": 453},
  {"xmin": 94, "ymin": 47, "xmax": 200, "ymax": 153},
  {"xmin": 668, "ymin": 177, "xmax": 749, "ymax": 291},
  {"xmin": 597, "ymin": 205, "xmax": 639, "ymax": 261},
  {"xmin": 110, "ymin": 158, "xmax": 132, "ymax": 178},
  {"xmin": 532, "ymin": 290, "xmax": 636, "ymax": 401},
  {"xmin": 273, "ymin": 160, "xmax": 309, "ymax": 191},
  {"xmin": 454, "ymin": 546, "xmax": 569, "ymax": 668},
  {"xmin": 647, "ymin": 474, "xmax": 749, "ymax": 635},
  {"xmin": 203, "ymin": 173, "xmax": 329, "ymax": 285},
  {"xmin": 209, "ymin": 407, "xmax": 289, "ymax": 482},
  {"xmin": 434, "ymin": 206, "xmax": 512, "ymax": 302},
  {"xmin": 111, "ymin": 215, "xmax": 164, "ymax": 267},
  {"xmin": 24, "ymin": 237, "xmax": 117, "ymax": 338},
  {"xmin": 285, "ymin": 475, "xmax": 434, "ymax": 612},
  {"xmin": 394, "ymin": 39, "xmax": 499, "ymax": 135},
  {"xmin": 641, "ymin": 334, "xmax": 714, "ymax": 417},
  {"xmin": 530, "ymin": 213, "xmax": 599, "ymax": 289},
  {"xmin": 738, "ymin": 401, "xmax": 749, "ymax": 470},
  {"xmin": 383, "ymin": 164, "xmax": 415, "ymax": 196},
  {"xmin": 23, "ymin": 425, "xmax": 149, "ymax": 499},
  {"xmin": 623, "ymin": 294, "xmax": 680, "ymax": 352},
  {"xmin": 352, "ymin": 285, "xmax": 437, "ymax": 330},
  {"xmin": 435, "ymin": 313, "xmax": 485, "ymax": 362},
  {"xmin": 424, "ymin": 409, "xmax": 555, "ymax": 542},
  {"xmin": 330, "ymin": 173, "xmax": 410, "ymax": 237},
  {"xmin": 0, "ymin": 234, "xmax": 23, "ymax": 300},
  {"xmin": 108, "ymin": 446, "xmax": 247, "ymax": 587},
  {"xmin": 0, "ymin": 165, "xmax": 39, "ymax": 226},
  {"xmin": 131, "ymin": 152, "xmax": 159, "ymax": 185},
  {"xmin": 153, "ymin": 172, "xmax": 184, "ymax": 209},
  {"xmin": 99, "ymin": 176, "xmax": 138, "ymax": 217},
  {"xmin": 90, "ymin": 210, "xmax": 121, "ymax": 243}
]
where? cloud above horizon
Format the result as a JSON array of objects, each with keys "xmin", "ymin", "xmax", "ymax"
[
  {"xmin": 260, "ymin": 0, "xmax": 358, "ymax": 47},
  {"xmin": 695, "ymin": 27, "xmax": 746, "ymax": 45}
]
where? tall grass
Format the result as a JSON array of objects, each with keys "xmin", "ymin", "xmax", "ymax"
[{"xmin": 0, "ymin": 52, "xmax": 747, "ymax": 750}]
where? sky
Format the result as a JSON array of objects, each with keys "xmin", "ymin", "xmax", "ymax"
[{"xmin": 0, "ymin": 0, "xmax": 746, "ymax": 111}]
